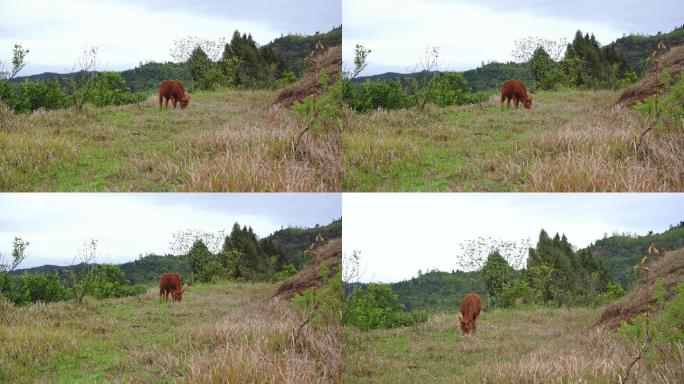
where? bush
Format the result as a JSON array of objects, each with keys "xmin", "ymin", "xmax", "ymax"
[
  {"xmin": 87, "ymin": 264, "xmax": 146, "ymax": 299},
  {"xmin": 9, "ymin": 80, "xmax": 69, "ymax": 113},
  {"xmin": 343, "ymin": 283, "xmax": 428, "ymax": 331},
  {"xmin": 89, "ymin": 72, "xmax": 147, "ymax": 107},
  {"xmin": 634, "ymin": 69, "xmax": 684, "ymax": 132},
  {"xmin": 614, "ymin": 71, "xmax": 638, "ymax": 90},
  {"xmin": 6, "ymin": 273, "xmax": 70, "ymax": 305},
  {"xmin": 495, "ymin": 278, "xmax": 536, "ymax": 308},
  {"xmin": 595, "ymin": 282, "xmax": 625, "ymax": 306},
  {"xmin": 343, "ymin": 79, "xmax": 411, "ymax": 113},
  {"xmin": 197, "ymin": 260, "xmax": 229, "ymax": 283},
  {"xmin": 432, "ymin": 72, "xmax": 488, "ymax": 107},
  {"xmin": 292, "ymin": 265, "xmax": 343, "ymax": 327},
  {"xmin": 274, "ymin": 71, "xmax": 297, "ymax": 89},
  {"xmin": 273, "ymin": 263, "xmax": 297, "ymax": 282}
]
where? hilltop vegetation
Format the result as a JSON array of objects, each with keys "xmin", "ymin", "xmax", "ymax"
[
  {"xmin": 390, "ymin": 271, "xmax": 485, "ymax": 312},
  {"xmin": 611, "ymin": 25, "xmax": 684, "ymax": 75},
  {"xmin": 587, "ymin": 222, "xmax": 684, "ymax": 288}
]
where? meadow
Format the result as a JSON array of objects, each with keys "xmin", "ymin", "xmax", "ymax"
[
  {"xmin": 342, "ymin": 89, "xmax": 683, "ymax": 191},
  {"xmin": 0, "ymin": 281, "xmax": 340, "ymax": 383},
  {"xmin": 343, "ymin": 307, "xmax": 680, "ymax": 383},
  {"xmin": 0, "ymin": 88, "xmax": 341, "ymax": 191}
]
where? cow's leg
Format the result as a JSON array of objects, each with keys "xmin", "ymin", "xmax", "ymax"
[
  {"xmin": 160, "ymin": 288, "xmax": 163, "ymax": 302},
  {"xmin": 500, "ymin": 94, "xmax": 505, "ymax": 111},
  {"xmin": 165, "ymin": 97, "xmax": 170, "ymax": 109},
  {"xmin": 171, "ymin": 97, "xmax": 177, "ymax": 110},
  {"xmin": 514, "ymin": 97, "xmax": 519, "ymax": 109},
  {"xmin": 159, "ymin": 95, "xmax": 163, "ymax": 111},
  {"xmin": 506, "ymin": 97, "xmax": 511, "ymax": 109}
]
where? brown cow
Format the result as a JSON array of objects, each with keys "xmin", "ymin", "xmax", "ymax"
[
  {"xmin": 159, "ymin": 80, "xmax": 189, "ymax": 111},
  {"xmin": 500, "ymin": 80, "xmax": 532, "ymax": 110},
  {"xmin": 459, "ymin": 293, "xmax": 481, "ymax": 335},
  {"xmin": 159, "ymin": 272, "xmax": 185, "ymax": 303}
]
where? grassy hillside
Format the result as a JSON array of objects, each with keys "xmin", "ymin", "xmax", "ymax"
[
  {"xmin": 586, "ymin": 224, "xmax": 684, "ymax": 289},
  {"xmin": 0, "ymin": 281, "xmax": 339, "ymax": 383},
  {"xmin": 342, "ymin": 88, "xmax": 683, "ymax": 191},
  {"xmin": 343, "ymin": 307, "xmax": 680, "ymax": 383},
  {"xmin": 0, "ymin": 88, "xmax": 340, "ymax": 191},
  {"xmin": 390, "ymin": 271, "xmax": 486, "ymax": 312}
]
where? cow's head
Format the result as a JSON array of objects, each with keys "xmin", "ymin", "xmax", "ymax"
[
  {"xmin": 523, "ymin": 96, "xmax": 532, "ymax": 109},
  {"xmin": 459, "ymin": 314, "xmax": 472, "ymax": 335},
  {"xmin": 180, "ymin": 95, "xmax": 190, "ymax": 109},
  {"xmin": 173, "ymin": 287, "xmax": 185, "ymax": 303}
]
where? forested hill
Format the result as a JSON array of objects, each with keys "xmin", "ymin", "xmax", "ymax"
[
  {"xmin": 390, "ymin": 270, "xmax": 486, "ymax": 312},
  {"xmin": 354, "ymin": 25, "xmax": 684, "ymax": 91},
  {"xmin": 266, "ymin": 26, "xmax": 342, "ymax": 76},
  {"xmin": 10, "ymin": 26, "xmax": 342, "ymax": 92},
  {"xmin": 11, "ymin": 219, "xmax": 342, "ymax": 284},
  {"xmin": 583, "ymin": 222, "xmax": 684, "ymax": 289},
  {"xmin": 609, "ymin": 25, "xmax": 684, "ymax": 75}
]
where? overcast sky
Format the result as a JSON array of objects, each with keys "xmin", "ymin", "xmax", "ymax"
[
  {"xmin": 0, "ymin": 0, "xmax": 340, "ymax": 76},
  {"xmin": 0, "ymin": 193, "xmax": 341, "ymax": 269},
  {"xmin": 343, "ymin": 0, "xmax": 683, "ymax": 76},
  {"xmin": 343, "ymin": 193, "xmax": 684, "ymax": 283}
]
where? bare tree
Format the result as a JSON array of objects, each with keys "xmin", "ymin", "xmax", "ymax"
[
  {"xmin": 69, "ymin": 47, "xmax": 98, "ymax": 113},
  {"xmin": 170, "ymin": 36, "xmax": 225, "ymax": 63},
  {"xmin": 512, "ymin": 36, "xmax": 567, "ymax": 63},
  {"xmin": 169, "ymin": 229, "xmax": 226, "ymax": 255},
  {"xmin": 64, "ymin": 239, "xmax": 99, "ymax": 305},
  {"xmin": 408, "ymin": 46, "xmax": 440, "ymax": 112},
  {"xmin": 457, "ymin": 237, "xmax": 531, "ymax": 272}
]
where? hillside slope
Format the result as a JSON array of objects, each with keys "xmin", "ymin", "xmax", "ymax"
[
  {"xmin": 390, "ymin": 271, "xmax": 486, "ymax": 312},
  {"xmin": 609, "ymin": 26, "xmax": 684, "ymax": 75},
  {"xmin": 0, "ymin": 282, "xmax": 339, "ymax": 383}
]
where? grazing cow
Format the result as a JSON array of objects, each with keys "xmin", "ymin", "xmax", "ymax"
[
  {"xmin": 159, "ymin": 272, "xmax": 185, "ymax": 303},
  {"xmin": 159, "ymin": 80, "xmax": 190, "ymax": 111},
  {"xmin": 459, "ymin": 293, "xmax": 481, "ymax": 335},
  {"xmin": 500, "ymin": 80, "xmax": 532, "ymax": 110}
]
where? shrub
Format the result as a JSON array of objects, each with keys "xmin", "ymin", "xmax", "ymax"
[
  {"xmin": 432, "ymin": 72, "xmax": 486, "ymax": 107},
  {"xmin": 634, "ymin": 69, "xmax": 684, "ymax": 133},
  {"xmin": 496, "ymin": 278, "xmax": 536, "ymax": 308},
  {"xmin": 197, "ymin": 260, "xmax": 229, "ymax": 283},
  {"xmin": 89, "ymin": 72, "xmax": 147, "ymax": 107},
  {"xmin": 343, "ymin": 283, "xmax": 428, "ymax": 331},
  {"xmin": 87, "ymin": 264, "xmax": 146, "ymax": 299},
  {"xmin": 274, "ymin": 71, "xmax": 297, "ymax": 89},
  {"xmin": 9, "ymin": 80, "xmax": 69, "ymax": 113},
  {"xmin": 614, "ymin": 71, "xmax": 638, "ymax": 90},
  {"xmin": 292, "ymin": 265, "xmax": 343, "ymax": 327},
  {"xmin": 6, "ymin": 272, "xmax": 70, "ymax": 305},
  {"xmin": 343, "ymin": 79, "xmax": 411, "ymax": 113},
  {"xmin": 595, "ymin": 282, "xmax": 625, "ymax": 306},
  {"xmin": 273, "ymin": 263, "xmax": 297, "ymax": 282}
]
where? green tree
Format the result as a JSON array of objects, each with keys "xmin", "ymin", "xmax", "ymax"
[
  {"xmin": 187, "ymin": 239, "xmax": 212, "ymax": 283},
  {"xmin": 187, "ymin": 46, "xmax": 213, "ymax": 90},
  {"xmin": 529, "ymin": 46, "xmax": 554, "ymax": 89},
  {"xmin": 481, "ymin": 250, "xmax": 516, "ymax": 298}
]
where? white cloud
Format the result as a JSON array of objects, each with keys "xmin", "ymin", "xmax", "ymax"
[
  {"xmin": 0, "ymin": 193, "xmax": 340, "ymax": 268},
  {"xmin": 0, "ymin": 0, "xmax": 340, "ymax": 75},
  {"xmin": 343, "ymin": 0, "xmax": 678, "ymax": 75},
  {"xmin": 343, "ymin": 193, "xmax": 684, "ymax": 283}
]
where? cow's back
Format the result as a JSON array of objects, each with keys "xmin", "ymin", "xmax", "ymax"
[
  {"xmin": 159, "ymin": 80, "xmax": 186, "ymax": 99},
  {"xmin": 501, "ymin": 80, "xmax": 529, "ymax": 99},
  {"xmin": 160, "ymin": 272, "xmax": 182, "ymax": 291},
  {"xmin": 460, "ymin": 293, "xmax": 481, "ymax": 321}
]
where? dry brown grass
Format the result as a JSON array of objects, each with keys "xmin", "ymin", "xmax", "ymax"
[
  {"xmin": 525, "ymin": 101, "xmax": 684, "ymax": 191},
  {"xmin": 276, "ymin": 46, "xmax": 342, "ymax": 108},
  {"xmin": 0, "ymin": 88, "xmax": 341, "ymax": 191},
  {"xmin": 0, "ymin": 281, "xmax": 340, "ymax": 383},
  {"xmin": 274, "ymin": 238, "xmax": 342, "ymax": 300},
  {"xmin": 619, "ymin": 44, "xmax": 684, "ymax": 106}
]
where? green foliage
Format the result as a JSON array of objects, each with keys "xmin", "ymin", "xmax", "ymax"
[
  {"xmin": 267, "ymin": 219, "xmax": 342, "ymax": 269},
  {"xmin": 273, "ymin": 70, "xmax": 297, "ymax": 89},
  {"xmin": 527, "ymin": 230, "xmax": 611, "ymax": 306},
  {"xmin": 8, "ymin": 80, "xmax": 69, "ymax": 113},
  {"xmin": 293, "ymin": 264, "xmax": 343, "ymax": 327},
  {"xmin": 634, "ymin": 70, "xmax": 684, "ymax": 133},
  {"xmin": 496, "ymin": 278, "xmax": 536, "ymax": 308},
  {"xmin": 273, "ymin": 264, "xmax": 297, "ymax": 282},
  {"xmin": 529, "ymin": 47, "xmax": 555, "ymax": 89},
  {"xmin": 610, "ymin": 26, "xmax": 684, "ymax": 75},
  {"xmin": 587, "ymin": 223, "xmax": 684, "ymax": 288},
  {"xmin": 596, "ymin": 282, "xmax": 625, "ymax": 306},
  {"xmin": 343, "ymin": 79, "xmax": 411, "ymax": 113},
  {"xmin": 187, "ymin": 239, "xmax": 212, "ymax": 282},
  {"xmin": 619, "ymin": 282, "xmax": 684, "ymax": 360},
  {"xmin": 390, "ymin": 270, "xmax": 486, "ymax": 312},
  {"xmin": 481, "ymin": 251, "xmax": 516, "ymax": 298},
  {"xmin": 343, "ymin": 283, "xmax": 428, "ymax": 331},
  {"xmin": 86, "ymin": 264, "xmax": 146, "ymax": 299},
  {"xmin": 563, "ymin": 30, "xmax": 630, "ymax": 89},
  {"xmin": 432, "ymin": 72, "xmax": 488, "ymax": 107},
  {"xmin": 614, "ymin": 70, "xmax": 639, "ymax": 90},
  {"xmin": 266, "ymin": 26, "xmax": 341, "ymax": 77},
  {"xmin": 197, "ymin": 260, "xmax": 229, "ymax": 283},
  {"xmin": 5, "ymin": 272, "xmax": 69, "ymax": 305},
  {"xmin": 219, "ymin": 30, "xmax": 286, "ymax": 89},
  {"xmin": 187, "ymin": 46, "xmax": 213, "ymax": 90},
  {"xmin": 89, "ymin": 72, "xmax": 147, "ymax": 107},
  {"xmin": 292, "ymin": 73, "xmax": 345, "ymax": 134}
]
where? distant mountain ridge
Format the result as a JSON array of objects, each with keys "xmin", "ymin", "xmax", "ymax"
[
  {"xmin": 11, "ymin": 219, "xmax": 342, "ymax": 285},
  {"xmin": 354, "ymin": 26, "xmax": 684, "ymax": 92},
  {"xmin": 10, "ymin": 26, "xmax": 342, "ymax": 92}
]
